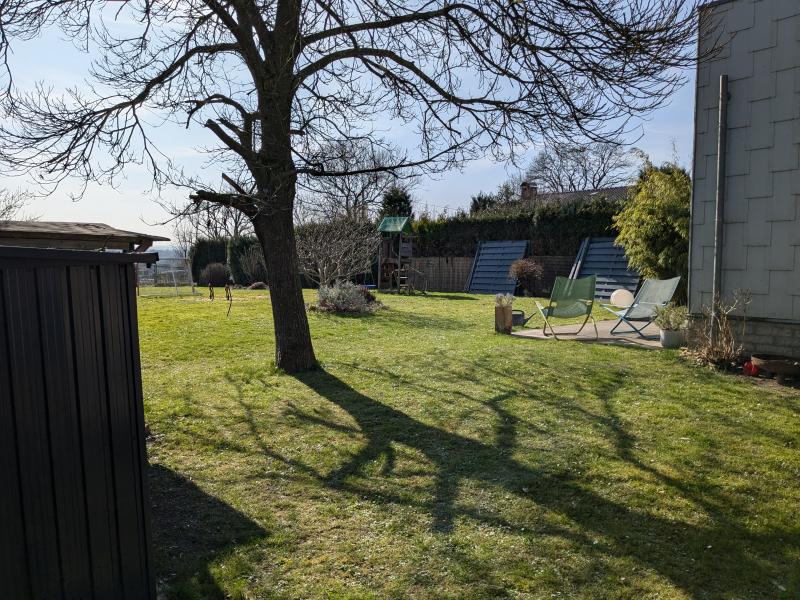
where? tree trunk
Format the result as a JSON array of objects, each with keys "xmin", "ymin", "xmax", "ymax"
[{"xmin": 252, "ymin": 205, "xmax": 317, "ymax": 372}]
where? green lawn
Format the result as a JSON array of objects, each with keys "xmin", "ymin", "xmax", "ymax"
[{"xmin": 140, "ymin": 290, "xmax": 800, "ymax": 599}]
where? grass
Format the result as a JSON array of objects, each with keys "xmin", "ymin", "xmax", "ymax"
[{"xmin": 140, "ymin": 290, "xmax": 800, "ymax": 599}]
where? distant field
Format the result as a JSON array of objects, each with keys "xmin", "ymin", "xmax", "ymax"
[{"xmin": 139, "ymin": 290, "xmax": 800, "ymax": 599}]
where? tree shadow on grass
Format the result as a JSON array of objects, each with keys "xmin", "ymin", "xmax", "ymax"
[
  {"xmin": 416, "ymin": 293, "xmax": 479, "ymax": 301},
  {"xmin": 291, "ymin": 367, "xmax": 799, "ymax": 598},
  {"xmin": 149, "ymin": 464, "xmax": 268, "ymax": 599},
  {"xmin": 310, "ymin": 305, "xmax": 468, "ymax": 331}
]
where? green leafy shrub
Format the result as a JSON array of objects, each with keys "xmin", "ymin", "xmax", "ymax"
[
  {"xmin": 653, "ymin": 303, "xmax": 688, "ymax": 331},
  {"xmin": 614, "ymin": 163, "xmax": 690, "ymax": 300}
]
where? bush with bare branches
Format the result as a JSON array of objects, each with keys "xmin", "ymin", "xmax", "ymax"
[
  {"xmin": 0, "ymin": 189, "xmax": 31, "ymax": 221},
  {"xmin": 296, "ymin": 218, "xmax": 380, "ymax": 288},
  {"xmin": 509, "ymin": 258, "xmax": 545, "ymax": 296},
  {"xmin": 684, "ymin": 289, "xmax": 752, "ymax": 369},
  {"xmin": 239, "ymin": 244, "xmax": 268, "ymax": 286}
]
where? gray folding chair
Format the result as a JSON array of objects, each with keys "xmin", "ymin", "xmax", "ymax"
[{"xmin": 601, "ymin": 277, "xmax": 681, "ymax": 338}]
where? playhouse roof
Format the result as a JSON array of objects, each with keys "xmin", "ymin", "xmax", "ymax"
[{"xmin": 377, "ymin": 216, "xmax": 412, "ymax": 233}]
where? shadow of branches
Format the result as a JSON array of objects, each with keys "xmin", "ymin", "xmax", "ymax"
[{"xmin": 284, "ymin": 367, "xmax": 798, "ymax": 598}]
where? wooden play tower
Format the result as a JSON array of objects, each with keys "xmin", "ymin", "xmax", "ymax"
[{"xmin": 377, "ymin": 216, "xmax": 414, "ymax": 292}]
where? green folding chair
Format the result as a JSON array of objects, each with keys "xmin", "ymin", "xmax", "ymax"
[
  {"xmin": 535, "ymin": 275, "xmax": 598, "ymax": 340},
  {"xmin": 601, "ymin": 276, "xmax": 681, "ymax": 338}
]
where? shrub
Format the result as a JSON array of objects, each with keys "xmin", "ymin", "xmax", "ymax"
[
  {"xmin": 228, "ymin": 236, "xmax": 266, "ymax": 285},
  {"xmin": 248, "ymin": 281, "xmax": 267, "ymax": 290},
  {"xmin": 684, "ymin": 289, "xmax": 752, "ymax": 369},
  {"xmin": 190, "ymin": 236, "xmax": 267, "ymax": 285},
  {"xmin": 470, "ymin": 191, "xmax": 497, "ymax": 215},
  {"xmin": 509, "ymin": 258, "xmax": 544, "ymax": 296},
  {"xmin": 614, "ymin": 163, "xmax": 690, "ymax": 301},
  {"xmin": 189, "ymin": 238, "xmax": 227, "ymax": 283},
  {"xmin": 653, "ymin": 303, "xmax": 688, "ymax": 331},
  {"xmin": 379, "ymin": 185, "xmax": 414, "ymax": 220},
  {"xmin": 296, "ymin": 218, "xmax": 380, "ymax": 287},
  {"xmin": 316, "ymin": 281, "xmax": 379, "ymax": 313},
  {"xmin": 236, "ymin": 241, "xmax": 268, "ymax": 285},
  {"xmin": 199, "ymin": 262, "xmax": 230, "ymax": 287},
  {"xmin": 494, "ymin": 293, "xmax": 514, "ymax": 307}
]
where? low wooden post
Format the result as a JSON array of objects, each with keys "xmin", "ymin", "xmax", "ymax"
[{"xmin": 495, "ymin": 305, "xmax": 512, "ymax": 333}]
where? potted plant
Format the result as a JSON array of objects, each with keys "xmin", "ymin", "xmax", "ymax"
[
  {"xmin": 653, "ymin": 303, "xmax": 689, "ymax": 349},
  {"xmin": 494, "ymin": 293, "xmax": 514, "ymax": 334}
]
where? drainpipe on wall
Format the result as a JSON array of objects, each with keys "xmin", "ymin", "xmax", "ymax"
[{"xmin": 711, "ymin": 74, "xmax": 729, "ymax": 342}]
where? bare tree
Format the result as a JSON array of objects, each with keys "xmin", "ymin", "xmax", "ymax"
[
  {"xmin": 168, "ymin": 199, "xmax": 254, "ymax": 240},
  {"xmin": 296, "ymin": 218, "xmax": 380, "ymax": 287},
  {"xmin": 0, "ymin": 189, "xmax": 28, "ymax": 221},
  {"xmin": 171, "ymin": 221, "xmax": 197, "ymax": 259},
  {"xmin": 526, "ymin": 142, "xmax": 639, "ymax": 193},
  {"xmin": 298, "ymin": 139, "xmax": 406, "ymax": 221},
  {"xmin": 0, "ymin": 0, "xmax": 698, "ymax": 371},
  {"xmin": 240, "ymin": 243, "xmax": 268, "ymax": 284}
]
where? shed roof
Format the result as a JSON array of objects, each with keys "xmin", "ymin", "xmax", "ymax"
[
  {"xmin": 0, "ymin": 221, "xmax": 169, "ymax": 251},
  {"xmin": 377, "ymin": 216, "xmax": 412, "ymax": 233}
]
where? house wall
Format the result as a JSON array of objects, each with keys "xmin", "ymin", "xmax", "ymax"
[
  {"xmin": 741, "ymin": 319, "xmax": 800, "ymax": 357},
  {"xmin": 691, "ymin": 0, "xmax": 800, "ymax": 338}
]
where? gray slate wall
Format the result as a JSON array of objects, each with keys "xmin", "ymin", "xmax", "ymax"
[{"xmin": 691, "ymin": 0, "xmax": 800, "ymax": 324}]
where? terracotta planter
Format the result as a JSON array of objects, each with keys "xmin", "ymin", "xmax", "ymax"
[
  {"xmin": 660, "ymin": 328, "xmax": 686, "ymax": 349},
  {"xmin": 495, "ymin": 306, "xmax": 512, "ymax": 333}
]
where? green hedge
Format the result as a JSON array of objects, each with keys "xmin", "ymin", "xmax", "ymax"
[
  {"xmin": 189, "ymin": 236, "xmax": 265, "ymax": 285},
  {"xmin": 413, "ymin": 198, "xmax": 623, "ymax": 257},
  {"xmin": 189, "ymin": 198, "xmax": 622, "ymax": 286}
]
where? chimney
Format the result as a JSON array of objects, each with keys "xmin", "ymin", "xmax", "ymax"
[{"xmin": 520, "ymin": 181, "xmax": 537, "ymax": 203}]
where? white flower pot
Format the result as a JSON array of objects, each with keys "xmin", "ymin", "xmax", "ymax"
[{"xmin": 660, "ymin": 328, "xmax": 685, "ymax": 349}]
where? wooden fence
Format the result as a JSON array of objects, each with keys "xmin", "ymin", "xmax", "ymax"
[
  {"xmin": 409, "ymin": 255, "xmax": 574, "ymax": 294},
  {"xmin": 409, "ymin": 256, "xmax": 474, "ymax": 292}
]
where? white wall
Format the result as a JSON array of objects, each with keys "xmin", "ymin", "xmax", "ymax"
[{"xmin": 691, "ymin": 0, "xmax": 800, "ymax": 322}]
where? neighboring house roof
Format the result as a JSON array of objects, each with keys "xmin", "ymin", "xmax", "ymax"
[
  {"xmin": 529, "ymin": 185, "xmax": 631, "ymax": 205},
  {"xmin": 377, "ymin": 216, "xmax": 412, "ymax": 233},
  {"xmin": 0, "ymin": 221, "xmax": 169, "ymax": 251}
]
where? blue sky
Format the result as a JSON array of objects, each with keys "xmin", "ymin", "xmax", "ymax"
[{"xmin": 1, "ymin": 29, "xmax": 696, "ymax": 240}]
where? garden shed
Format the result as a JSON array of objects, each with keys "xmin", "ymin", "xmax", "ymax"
[
  {"xmin": 0, "ymin": 246, "xmax": 158, "ymax": 598},
  {"xmin": 690, "ymin": 0, "xmax": 800, "ymax": 357}
]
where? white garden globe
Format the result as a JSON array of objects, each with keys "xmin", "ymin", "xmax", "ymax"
[{"xmin": 610, "ymin": 289, "xmax": 635, "ymax": 307}]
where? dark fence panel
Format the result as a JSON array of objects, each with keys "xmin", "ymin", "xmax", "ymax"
[
  {"xmin": 0, "ymin": 247, "xmax": 157, "ymax": 600},
  {"xmin": 409, "ymin": 256, "xmax": 474, "ymax": 292}
]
